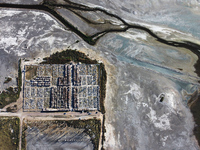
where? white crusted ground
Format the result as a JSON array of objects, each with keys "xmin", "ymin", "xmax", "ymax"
[{"xmin": 0, "ymin": 1, "xmax": 200, "ymax": 150}]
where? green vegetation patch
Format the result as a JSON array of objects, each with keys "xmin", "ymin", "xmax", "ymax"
[
  {"xmin": 101, "ymin": 115, "xmax": 106, "ymax": 150},
  {"xmin": 190, "ymin": 95, "xmax": 200, "ymax": 146},
  {"xmin": 99, "ymin": 63, "xmax": 106, "ymax": 114},
  {"xmin": 41, "ymin": 49, "xmax": 107, "ymax": 113},
  {"xmin": 6, "ymin": 105, "xmax": 18, "ymax": 113},
  {"xmin": 0, "ymin": 59, "xmax": 22, "ymax": 109},
  {"xmin": 17, "ymin": 59, "xmax": 22, "ymax": 93},
  {"xmin": 0, "ymin": 87, "xmax": 19, "ymax": 109},
  {"xmin": 3, "ymin": 77, "xmax": 12, "ymax": 84},
  {"xmin": 21, "ymin": 120, "xmax": 27, "ymax": 150},
  {"xmin": 41, "ymin": 49, "xmax": 97, "ymax": 64},
  {"xmin": 22, "ymin": 119, "xmax": 101, "ymax": 150},
  {"xmin": 0, "ymin": 117, "xmax": 20, "ymax": 150}
]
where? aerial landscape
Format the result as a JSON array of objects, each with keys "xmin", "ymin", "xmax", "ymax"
[{"xmin": 1, "ymin": 0, "xmax": 200, "ymax": 150}]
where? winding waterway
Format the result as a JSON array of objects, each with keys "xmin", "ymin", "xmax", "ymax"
[{"xmin": 1, "ymin": 2, "xmax": 200, "ymax": 79}]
